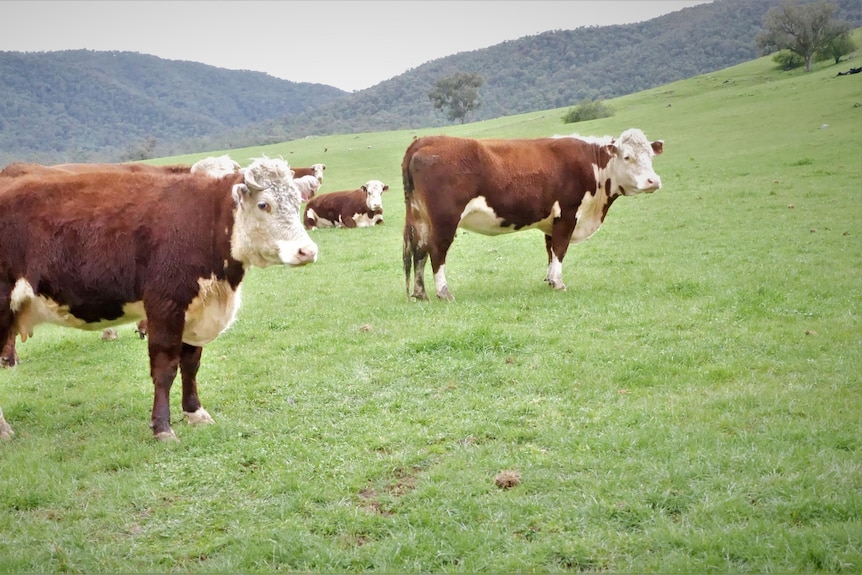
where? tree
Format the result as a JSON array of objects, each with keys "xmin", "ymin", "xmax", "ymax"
[
  {"xmin": 755, "ymin": 0, "xmax": 853, "ymax": 72},
  {"xmin": 428, "ymin": 72, "xmax": 484, "ymax": 124},
  {"xmin": 815, "ymin": 34, "xmax": 858, "ymax": 64}
]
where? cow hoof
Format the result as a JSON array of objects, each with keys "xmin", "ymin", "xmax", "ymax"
[
  {"xmin": 184, "ymin": 408, "xmax": 215, "ymax": 426},
  {"xmin": 436, "ymin": 288, "xmax": 455, "ymax": 302},
  {"xmin": 548, "ymin": 281, "xmax": 567, "ymax": 291},
  {"xmin": 153, "ymin": 429, "xmax": 179, "ymax": 442}
]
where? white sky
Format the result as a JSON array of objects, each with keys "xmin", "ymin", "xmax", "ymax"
[{"xmin": 1, "ymin": 1, "xmax": 711, "ymax": 92}]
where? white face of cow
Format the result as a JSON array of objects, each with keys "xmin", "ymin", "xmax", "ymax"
[
  {"xmin": 362, "ymin": 179, "xmax": 388, "ymax": 211},
  {"xmin": 311, "ymin": 163, "xmax": 326, "ymax": 181},
  {"xmin": 605, "ymin": 129, "xmax": 663, "ymax": 196},
  {"xmin": 230, "ymin": 157, "xmax": 318, "ymax": 268}
]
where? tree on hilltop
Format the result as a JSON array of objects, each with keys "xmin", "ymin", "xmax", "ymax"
[
  {"xmin": 755, "ymin": 0, "xmax": 854, "ymax": 72},
  {"xmin": 428, "ymin": 72, "xmax": 484, "ymax": 124}
]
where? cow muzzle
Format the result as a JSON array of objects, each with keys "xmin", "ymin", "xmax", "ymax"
[{"xmin": 278, "ymin": 239, "xmax": 319, "ymax": 266}]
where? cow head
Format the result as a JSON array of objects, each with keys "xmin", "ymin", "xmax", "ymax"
[
  {"xmin": 310, "ymin": 163, "xmax": 326, "ymax": 182},
  {"xmin": 362, "ymin": 179, "xmax": 389, "ymax": 212},
  {"xmin": 231, "ymin": 157, "xmax": 318, "ymax": 268},
  {"xmin": 605, "ymin": 128, "xmax": 663, "ymax": 196},
  {"xmin": 191, "ymin": 154, "xmax": 242, "ymax": 178}
]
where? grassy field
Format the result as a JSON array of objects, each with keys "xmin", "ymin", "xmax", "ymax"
[{"xmin": 1, "ymin": 48, "xmax": 860, "ymax": 572}]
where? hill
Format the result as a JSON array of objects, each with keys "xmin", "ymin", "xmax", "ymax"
[{"xmin": 0, "ymin": 0, "xmax": 859, "ymax": 165}]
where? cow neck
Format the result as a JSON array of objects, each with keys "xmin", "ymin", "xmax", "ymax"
[{"xmin": 215, "ymin": 183, "xmax": 247, "ymax": 290}]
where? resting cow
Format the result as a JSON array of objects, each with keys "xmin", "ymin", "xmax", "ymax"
[
  {"xmin": 303, "ymin": 180, "xmax": 389, "ymax": 229},
  {"xmin": 402, "ymin": 129, "xmax": 664, "ymax": 301},
  {"xmin": 0, "ymin": 157, "xmax": 318, "ymax": 440},
  {"xmin": 291, "ymin": 163, "xmax": 326, "ymax": 182}
]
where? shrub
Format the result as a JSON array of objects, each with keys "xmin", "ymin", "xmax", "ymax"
[{"xmin": 562, "ymin": 99, "xmax": 614, "ymax": 124}]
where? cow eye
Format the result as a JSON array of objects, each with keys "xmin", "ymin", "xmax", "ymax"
[{"xmin": 257, "ymin": 201, "xmax": 271, "ymax": 213}]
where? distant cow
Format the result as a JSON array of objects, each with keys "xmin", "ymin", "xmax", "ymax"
[
  {"xmin": 291, "ymin": 163, "xmax": 326, "ymax": 182},
  {"xmin": 0, "ymin": 157, "xmax": 318, "ymax": 440},
  {"xmin": 402, "ymin": 129, "xmax": 664, "ymax": 300},
  {"xmin": 190, "ymin": 155, "xmax": 242, "ymax": 178},
  {"xmin": 293, "ymin": 174, "xmax": 322, "ymax": 201},
  {"xmin": 303, "ymin": 180, "xmax": 389, "ymax": 229}
]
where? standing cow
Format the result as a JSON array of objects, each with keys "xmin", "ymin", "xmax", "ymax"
[
  {"xmin": 303, "ymin": 180, "xmax": 389, "ymax": 229},
  {"xmin": 402, "ymin": 129, "xmax": 663, "ymax": 300},
  {"xmin": 0, "ymin": 157, "xmax": 318, "ymax": 440}
]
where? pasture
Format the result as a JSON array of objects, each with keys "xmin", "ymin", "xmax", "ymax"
[{"xmin": 1, "ymin": 51, "xmax": 860, "ymax": 572}]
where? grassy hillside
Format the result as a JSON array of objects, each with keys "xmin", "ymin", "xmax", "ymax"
[{"xmin": 1, "ymin": 50, "xmax": 860, "ymax": 572}]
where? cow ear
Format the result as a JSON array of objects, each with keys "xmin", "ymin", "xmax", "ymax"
[
  {"xmin": 603, "ymin": 143, "xmax": 619, "ymax": 158},
  {"xmin": 361, "ymin": 185, "xmax": 368, "ymax": 192},
  {"xmin": 382, "ymin": 184, "xmax": 389, "ymax": 192},
  {"xmin": 651, "ymin": 140, "xmax": 664, "ymax": 155},
  {"xmin": 232, "ymin": 183, "xmax": 250, "ymax": 206}
]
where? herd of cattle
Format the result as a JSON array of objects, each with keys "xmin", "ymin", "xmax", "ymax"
[{"xmin": 0, "ymin": 128, "xmax": 663, "ymax": 440}]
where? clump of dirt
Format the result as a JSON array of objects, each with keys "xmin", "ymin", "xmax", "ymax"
[{"xmin": 494, "ymin": 469, "xmax": 521, "ymax": 489}]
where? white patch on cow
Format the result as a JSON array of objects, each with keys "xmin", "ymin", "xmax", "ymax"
[
  {"xmin": 10, "ymin": 278, "xmax": 146, "ymax": 342},
  {"xmin": 459, "ymin": 197, "xmax": 505, "ymax": 234},
  {"xmin": 571, "ymin": 187, "xmax": 608, "ymax": 244},
  {"xmin": 459, "ymin": 196, "xmax": 557, "ymax": 236},
  {"xmin": 182, "ymin": 276, "xmax": 241, "ymax": 346},
  {"xmin": 352, "ymin": 212, "xmax": 383, "ymax": 227},
  {"xmin": 434, "ymin": 264, "xmax": 448, "ymax": 295},
  {"xmin": 546, "ymin": 253, "xmax": 565, "ymax": 290}
]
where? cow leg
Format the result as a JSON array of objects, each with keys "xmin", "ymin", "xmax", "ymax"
[
  {"xmin": 146, "ymin": 318, "xmax": 185, "ymax": 441},
  {"xmin": 0, "ymin": 406, "xmax": 12, "ymax": 440},
  {"xmin": 546, "ymin": 222, "xmax": 575, "ymax": 291},
  {"xmin": 0, "ymin": 286, "xmax": 18, "ymax": 368},
  {"xmin": 412, "ymin": 248, "xmax": 430, "ymax": 301},
  {"xmin": 1, "ymin": 332, "xmax": 17, "ymax": 368},
  {"xmin": 429, "ymin": 223, "xmax": 458, "ymax": 301},
  {"xmin": 179, "ymin": 343, "xmax": 214, "ymax": 426}
]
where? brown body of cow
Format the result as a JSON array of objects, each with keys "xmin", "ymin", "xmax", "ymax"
[
  {"xmin": 0, "ymin": 162, "xmax": 191, "ymax": 178},
  {"xmin": 402, "ymin": 129, "xmax": 664, "ymax": 300},
  {"xmin": 303, "ymin": 180, "xmax": 389, "ymax": 229},
  {"xmin": 0, "ymin": 158, "xmax": 318, "ymax": 440}
]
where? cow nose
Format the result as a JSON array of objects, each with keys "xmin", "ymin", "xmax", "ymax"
[
  {"xmin": 645, "ymin": 176, "xmax": 661, "ymax": 191},
  {"xmin": 297, "ymin": 241, "xmax": 319, "ymax": 264}
]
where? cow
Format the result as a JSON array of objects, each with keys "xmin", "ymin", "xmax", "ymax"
[
  {"xmin": 1, "ymin": 161, "xmax": 191, "ymax": 178},
  {"xmin": 402, "ymin": 129, "xmax": 664, "ymax": 301},
  {"xmin": 303, "ymin": 180, "xmax": 389, "ymax": 230},
  {"xmin": 190, "ymin": 155, "xmax": 242, "ymax": 178},
  {"xmin": 291, "ymin": 163, "xmax": 326, "ymax": 182},
  {"xmin": 0, "ymin": 157, "xmax": 318, "ymax": 440},
  {"xmin": 2, "ymin": 161, "xmax": 198, "ymax": 347},
  {"xmin": 293, "ymin": 174, "xmax": 322, "ymax": 201}
]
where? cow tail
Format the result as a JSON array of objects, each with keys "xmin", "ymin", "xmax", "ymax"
[{"xmin": 402, "ymin": 150, "xmax": 416, "ymax": 301}]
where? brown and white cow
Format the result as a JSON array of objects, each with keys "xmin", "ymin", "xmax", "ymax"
[
  {"xmin": 0, "ymin": 161, "xmax": 192, "ymax": 178},
  {"xmin": 402, "ymin": 129, "xmax": 663, "ymax": 301},
  {"xmin": 291, "ymin": 163, "xmax": 326, "ymax": 182},
  {"xmin": 303, "ymin": 180, "xmax": 389, "ymax": 229},
  {"xmin": 293, "ymin": 175, "xmax": 322, "ymax": 201},
  {"xmin": 0, "ymin": 157, "xmax": 318, "ymax": 440}
]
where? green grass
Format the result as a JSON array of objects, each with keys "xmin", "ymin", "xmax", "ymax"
[{"xmin": 1, "ymin": 48, "xmax": 860, "ymax": 572}]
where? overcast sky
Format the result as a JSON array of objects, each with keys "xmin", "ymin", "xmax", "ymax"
[{"xmin": 1, "ymin": 1, "xmax": 711, "ymax": 92}]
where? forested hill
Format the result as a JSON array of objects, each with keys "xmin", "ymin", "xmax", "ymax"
[{"xmin": 1, "ymin": 0, "xmax": 860, "ymax": 165}]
